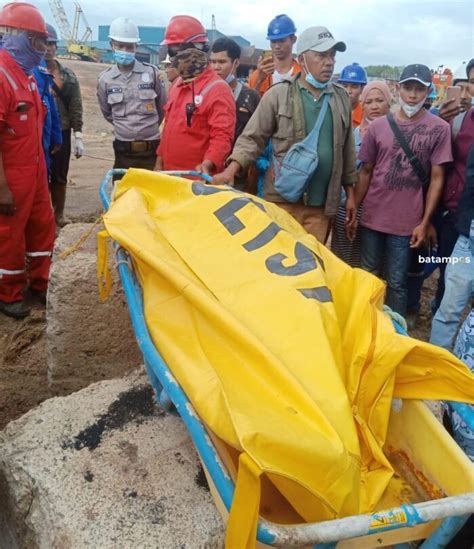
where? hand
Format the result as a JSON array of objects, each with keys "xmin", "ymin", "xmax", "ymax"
[
  {"xmin": 0, "ymin": 183, "xmax": 15, "ymax": 216},
  {"xmin": 51, "ymin": 144, "xmax": 62, "ymax": 155},
  {"xmin": 154, "ymin": 156, "xmax": 163, "ymax": 171},
  {"xmin": 256, "ymin": 56, "xmax": 275, "ymax": 79},
  {"xmin": 346, "ymin": 220, "xmax": 358, "ymax": 242},
  {"xmin": 195, "ymin": 159, "xmax": 214, "ymax": 176},
  {"xmin": 438, "ymin": 98, "xmax": 462, "ymax": 122},
  {"xmin": 344, "ymin": 195, "xmax": 357, "ymax": 229},
  {"xmin": 73, "ymin": 131, "xmax": 84, "ymax": 158},
  {"xmin": 410, "ymin": 223, "xmax": 427, "ymax": 248},
  {"xmin": 212, "ymin": 162, "xmax": 240, "ymax": 186},
  {"xmin": 426, "ymin": 223, "xmax": 438, "ymax": 248}
]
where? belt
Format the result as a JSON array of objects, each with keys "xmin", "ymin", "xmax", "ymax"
[{"xmin": 114, "ymin": 140, "xmax": 159, "ymax": 153}]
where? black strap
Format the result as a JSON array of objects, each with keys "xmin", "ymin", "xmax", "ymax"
[
  {"xmin": 52, "ymin": 82, "xmax": 70, "ymax": 110},
  {"xmin": 387, "ymin": 112, "xmax": 429, "ymax": 186}
]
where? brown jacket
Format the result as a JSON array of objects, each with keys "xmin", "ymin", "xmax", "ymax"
[{"xmin": 229, "ymin": 75, "xmax": 357, "ymax": 216}]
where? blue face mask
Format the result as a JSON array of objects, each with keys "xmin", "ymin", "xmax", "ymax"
[
  {"xmin": 302, "ymin": 54, "xmax": 329, "ymax": 90},
  {"xmin": 3, "ymin": 32, "xmax": 44, "ymax": 74},
  {"xmin": 113, "ymin": 49, "xmax": 135, "ymax": 66},
  {"xmin": 305, "ymin": 72, "xmax": 328, "ymax": 89}
]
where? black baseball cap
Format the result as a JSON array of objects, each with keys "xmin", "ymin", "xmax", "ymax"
[{"xmin": 399, "ymin": 64, "xmax": 432, "ymax": 87}]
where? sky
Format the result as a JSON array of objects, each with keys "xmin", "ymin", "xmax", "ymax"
[{"xmin": 34, "ymin": 0, "xmax": 473, "ymax": 71}]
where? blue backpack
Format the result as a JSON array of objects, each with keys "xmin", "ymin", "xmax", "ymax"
[{"xmin": 273, "ymin": 94, "xmax": 329, "ymax": 203}]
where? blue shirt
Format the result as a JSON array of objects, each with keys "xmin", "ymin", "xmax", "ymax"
[{"xmin": 33, "ymin": 60, "xmax": 62, "ymax": 173}]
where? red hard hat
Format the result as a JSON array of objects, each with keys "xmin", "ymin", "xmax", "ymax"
[
  {"xmin": 161, "ymin": 15, "xmax": 208, "ymax": 45},
  {"xmin": 0, "ymin": 2, "xmax": 48, "ymax": 36}
]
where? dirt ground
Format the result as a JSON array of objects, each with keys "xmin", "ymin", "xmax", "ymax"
[{"xmin": 0, "ymin": 60, "xmax": 439, "ymax": 430}]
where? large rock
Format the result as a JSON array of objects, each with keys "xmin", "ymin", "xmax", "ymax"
[
  {"xmin": 0, "ymin": 372, "xmax": 225, "ymax": 548},
  {"xmin": 47, "ymin": 223, "xmax": 141, "ymax": 393}
]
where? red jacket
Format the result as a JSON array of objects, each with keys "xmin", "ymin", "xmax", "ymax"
[
  {"xmin": 0, "ymin": 49, "xmax": 45, "ymax": 169},
  {"xmin": 158, "ymin": 66, "xmax": 236, "ymax": 173}
]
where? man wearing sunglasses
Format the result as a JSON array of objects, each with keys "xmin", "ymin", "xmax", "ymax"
[
  {"xmin": 155, "ymin": 15, "xmax": 235, "ymax": 176},
  {"xmin": 0, "ymin": 2, "xmax": 56, "ymax": 318}
]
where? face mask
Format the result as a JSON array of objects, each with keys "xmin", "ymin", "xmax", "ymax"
[
  {"xmin": 224, "ymin": 60, "xmax": 237, "ymax": 84},
  {"xmin": 3, "ymin": 32, "xmax": 44, "ymax": 74},
  {"xmin": 471, "ymin": 97, "xmax": 474, "ymax": 106},
  {"xmin": 113, "ymin": 49, "xmax": 135, "ymax": 66},
  {"xmin": 175, "ymin": 47, "xmax": 208, "ymax": 82},
  {"xmin": 399, "ymin": 97, "xmax": 426, "ymax": 118},
  {"xmin": 303, "ymin": 54, "xmax": 329, "ymax": 90}
]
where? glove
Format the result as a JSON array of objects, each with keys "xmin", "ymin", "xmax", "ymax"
[{"xmin": 73, "ymin": 131, "xmax": 84, "ymax": 159}]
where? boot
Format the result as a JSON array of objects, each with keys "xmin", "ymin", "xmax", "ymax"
[
  {"xmin": 51, "ymin": 184, "xmax": 70, "ymax": 227},
  {"xmin": 0, "ymin": 300, "xmax": 31, "ymax": 319}
]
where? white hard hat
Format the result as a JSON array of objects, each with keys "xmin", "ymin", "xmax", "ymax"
[
  {"xmin": 109, "ymin": 17, "xmax": 140, "ymax": 43},
  {"xmin": 453, "ymin": 62, "xmax": 468, "ymax": 84}
]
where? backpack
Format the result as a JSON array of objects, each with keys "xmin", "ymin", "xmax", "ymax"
[{"xmin": 273, "ymin": 94, "xmax": 329, "ymax": 203}]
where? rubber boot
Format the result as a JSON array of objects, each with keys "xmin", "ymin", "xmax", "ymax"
[
  {"xmin": 51, "ymin": 184, "xmax": 70, "ymax": 227},
  {"xmin": 0, "ymin": 300, "xmax": 31, "ymax": 319}
]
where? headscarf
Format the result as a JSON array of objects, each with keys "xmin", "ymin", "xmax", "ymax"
[{"xmin": 359, "ymin": 80, "xmax": 392, "ymax": 137}]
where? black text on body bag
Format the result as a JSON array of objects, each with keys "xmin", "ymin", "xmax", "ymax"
[
  {"xmin": 387, "ymin": 112, "xmax": 429, "ymax": 187},
  {"xmin": 274, "ymin": 94, "xmax": 329, "ymax": 203}
]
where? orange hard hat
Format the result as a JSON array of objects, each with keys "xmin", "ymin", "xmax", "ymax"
[
  {"xmin": 161, "ymin": 15, "xmax": 208, "ymax": 45},
  {"xmin": 0, "ymin": 2, "xmax": 48, "ymax": 37}
]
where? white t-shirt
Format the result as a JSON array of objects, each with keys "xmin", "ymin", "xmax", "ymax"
[{"xmin": 272, "ymin": 69, "xmax": 293, "ymax": 84}]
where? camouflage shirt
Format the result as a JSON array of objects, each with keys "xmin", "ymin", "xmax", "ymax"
[{"xmin": 51, "ymin": 60, "xmax": 83, "ymax": 133}]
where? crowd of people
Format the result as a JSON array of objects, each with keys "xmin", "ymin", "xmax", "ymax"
[{"xmin": 0, "ymin": 4, "xmax": 473, "ymax": 390}]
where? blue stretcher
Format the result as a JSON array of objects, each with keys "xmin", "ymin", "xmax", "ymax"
[{"xmin": 100, "ymin": 168, "xmax": 474, "ymax": 548}]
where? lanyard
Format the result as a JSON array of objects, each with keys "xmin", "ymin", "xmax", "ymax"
[{"xmin": 233, "ymin": 81, "xmax": 243, "ymax": 102}]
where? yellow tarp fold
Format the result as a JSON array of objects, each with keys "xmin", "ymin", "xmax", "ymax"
[{"xmin": 101, "ymin": 169, "xmax": 474, "ymax": 547}]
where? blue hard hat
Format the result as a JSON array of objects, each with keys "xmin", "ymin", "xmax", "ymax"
[
  {"xmin": 338, "ymin": 63, "xmax": 368, "ymax": 85},
  {"xmin": 266, "ymin": 14, "xmax": 297, "ymax": 41},
  {"xmin": 46, "ymin": 23, "xmax": 59, "ymax": 43}
]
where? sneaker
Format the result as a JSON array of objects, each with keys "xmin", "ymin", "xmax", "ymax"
[{"xmin": 0, "ymin": 300, "xmax": 31, "ymax": 319}]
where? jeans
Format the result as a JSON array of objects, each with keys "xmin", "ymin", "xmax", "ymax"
[
  {"xmin": 430, "ymin": 233, "xmax": 474, "ymax": 350},
  {"xmin": 407, "ymin": 246, "xmax": 438, "ymax": 313},
  {"xmin": 360, "ymin": 227, "xmax": 411, "ymax": 316},
  {"xmin": 432, "ymin": 210, "xmax": 459, "ymax": 314}
]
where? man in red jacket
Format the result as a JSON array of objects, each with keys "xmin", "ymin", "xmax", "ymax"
[
  {"xmin": 0, "ymin": 2, "xmax": 56, "ymax": 318},
  {"xmin": 155, "ymin": 16, "xmax": 235, "ymax": 175}
]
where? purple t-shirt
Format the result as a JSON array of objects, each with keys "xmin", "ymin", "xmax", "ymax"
[{"xmin": 358, "ymin": 110, "xmax": 453, "ymax": 236}]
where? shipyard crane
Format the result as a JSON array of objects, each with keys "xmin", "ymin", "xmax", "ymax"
[{"xmin": 49, "ymin": 0, "xmax": 95, "ymax": 60}]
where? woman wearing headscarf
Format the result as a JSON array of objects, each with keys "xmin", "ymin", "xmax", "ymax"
[{"xmin": 331, "ymin": 81, "xmax": 392, "ymax": 266}]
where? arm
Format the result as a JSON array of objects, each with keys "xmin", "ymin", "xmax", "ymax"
[
  {"xmin": 354, "ymin": 163, "xmax": 374, "ymax": 208},
  {"xmin": 153, "ymin": 67, "xmax": 167, "ymax": 124},
  {"xmin": 341, "ymin": 115, "xmax": 358, "ymax": 226},
  {"xmin": 212, "ymin": 90, "xmax": 278, "ymax": 184},
  {"xmin": 198, "ymin": 89, "xmax": 237, "ymax": 174},
  {"xmin": 97, "ymin": 78, "xmax": 113, "ymax": 124},
  {"xmin": 68, "ymin": 74, "xmax": 83, "ymax": 133},
  {"xmin": 249, "ymin": 57, "xmax": 274, "ymax": 96},
  {"xmin": 410, "ymin": 165, "xmax": 445, "ymax": 248}
]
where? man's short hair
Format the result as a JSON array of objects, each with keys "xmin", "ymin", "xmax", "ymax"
[
  {"xmin": 210, "ymin": 37, "xmax": 241, "ymax": 62},
  {"xmin": 467, "ymin": 58, "xmax": 474, "ymax": 78}
]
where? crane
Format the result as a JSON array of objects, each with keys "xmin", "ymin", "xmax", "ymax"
[{"xmin": 48, "ymin": 0, "xmax": 95, "ymax": 61}]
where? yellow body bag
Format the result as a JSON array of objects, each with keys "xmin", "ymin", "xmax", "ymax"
[{"xmin": 100, "ymin": 170, "xmax": 474, "ymax": 547}]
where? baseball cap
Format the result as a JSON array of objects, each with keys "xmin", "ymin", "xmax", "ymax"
[
  {"xmin": 399, "ymin": 64, "xmax": 432, "ymax": 87},
  {"xmin": 296, "ymin": 26, "xmax": 346, "ymax": 55}
]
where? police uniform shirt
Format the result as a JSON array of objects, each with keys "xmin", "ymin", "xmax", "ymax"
[{"xmin": 97, "ymin": 60, "xmax": 166, "ymax": 142}]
